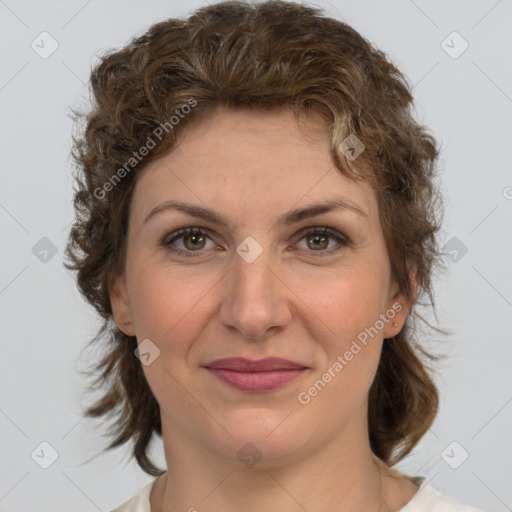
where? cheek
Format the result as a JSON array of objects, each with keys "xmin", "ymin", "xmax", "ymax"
[
  {"xmin": 303, "ymin": 265, "xmax": 389, "ymax": 341},
  {"xmin": 299, "ymin": 266, "xmax": 388, "ymax": 392},
  {"xmin": 296, "ymin": 272, "xmax": 386, "ymax": 425},
  {"xmin": 126, "ymin": 261, "xmax": 218, "ymax": 352},
  {"xmin": 125, "ymin": 263, "xmax": 217, "ymax": 409}
]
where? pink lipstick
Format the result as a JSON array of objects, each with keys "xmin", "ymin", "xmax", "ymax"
[{"xmin": 203, "ymin": 357, "xmax": 308, "ymax": 392}]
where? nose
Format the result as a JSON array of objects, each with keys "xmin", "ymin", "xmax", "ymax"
[{"xmin": 218, "ymin": 244, "xmax": 292, "ymax": 341}]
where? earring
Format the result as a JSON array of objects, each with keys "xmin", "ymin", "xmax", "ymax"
[{"xmin": 392, "ymin": 321, "xmax": 398, "ymax": 327}]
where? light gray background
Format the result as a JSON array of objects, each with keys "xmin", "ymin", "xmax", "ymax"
[{"xmin": 1, "ymin": 0, "xmax": 511, "ymax": 511}]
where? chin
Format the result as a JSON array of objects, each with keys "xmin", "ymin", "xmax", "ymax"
[{"xmin": 206, "ymin": 409, "xmax": 313, "ymax": 468}]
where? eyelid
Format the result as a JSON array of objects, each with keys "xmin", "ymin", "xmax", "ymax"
[{"xmin": 294, "ymin": 225, "xmax": 350, "ymax": 244}]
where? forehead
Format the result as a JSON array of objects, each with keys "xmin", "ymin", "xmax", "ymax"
[{"xmin": 130, "ymin": 109, "xmax": 378, "ymax": 227}]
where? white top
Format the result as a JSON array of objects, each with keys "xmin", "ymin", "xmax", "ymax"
[{"xmin": 110, "ymin": 476, "xmax": 483, "ymax": 512}]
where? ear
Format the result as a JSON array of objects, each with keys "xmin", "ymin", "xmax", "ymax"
[
  {"xmin": 382, "ymin": 269, "xmax": 417, "ymax": 339},
  {"xmin": 109, "ymin": 275, "xmax": 136, "ymax": 337}
]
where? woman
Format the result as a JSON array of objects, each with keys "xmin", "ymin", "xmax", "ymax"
[{"xmin": 65, "ymin": 1, "xmax": 483, "ymax": 510}]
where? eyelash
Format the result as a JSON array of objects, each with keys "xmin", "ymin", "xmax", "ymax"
[{"xmin": 162, "ymin": 226, "xmax": 350, "ymax": 259}]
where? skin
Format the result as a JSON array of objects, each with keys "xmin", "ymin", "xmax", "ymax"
[{"xmin": 110, "ymin": 108, "xmax": 419, "ymax": 512}]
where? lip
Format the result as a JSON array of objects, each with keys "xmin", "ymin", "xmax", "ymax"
[
  {"xmin": 204, "ymin": 357, "xmax": 308, "ymax": 372},
  {"xmin": 203, "ymin": 357, "xmax": 309, "ymax": 392}
]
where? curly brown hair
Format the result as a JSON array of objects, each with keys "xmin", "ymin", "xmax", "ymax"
[{"xmin": 65, "ymin": 0, "xmax": 445, "ymax": 477}]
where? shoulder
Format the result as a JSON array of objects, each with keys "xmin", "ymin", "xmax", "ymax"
[
  {"xmin": 400, "ymin": 477, "xmax": 484, "ymax": 512},
  {"xmin": 109, "ymin": 477, "xmax": 158, "ymax": 512}
]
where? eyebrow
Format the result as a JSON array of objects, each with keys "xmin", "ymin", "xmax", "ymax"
[{"xmin": 143, "ymin": 197, "xmax": 369, "ymax": 229}]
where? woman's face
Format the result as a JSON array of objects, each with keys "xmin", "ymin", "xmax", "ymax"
[{"xmin": 111, "ymin": 108, "xmax": 410, "ymax": 467}]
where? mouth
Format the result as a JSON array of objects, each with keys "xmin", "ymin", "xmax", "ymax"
[{"xmin": 202, "ymin": 357, "xmax": 309, "ymax": 392}]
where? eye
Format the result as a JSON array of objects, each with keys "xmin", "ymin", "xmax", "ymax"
[
  {"xmin": 163, "ymin": 227, "xmax": 217, "ymax": 257},
  {"xmin": 293, "ymin": 226, "xmax": 350, "ymax": 258},
  {"xmin": 163, "ymin": 226, "xmax": 350, "ymax": 259}
]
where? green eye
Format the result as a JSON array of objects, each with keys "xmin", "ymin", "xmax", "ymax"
[{"xmin": 163, "ymin": 226, "xmax": 349, "ymax": 259}]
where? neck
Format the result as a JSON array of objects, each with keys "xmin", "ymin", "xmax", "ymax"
[{"xmin": 151, "ymin": 405, "xmax": 417, "ymax": 512}]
